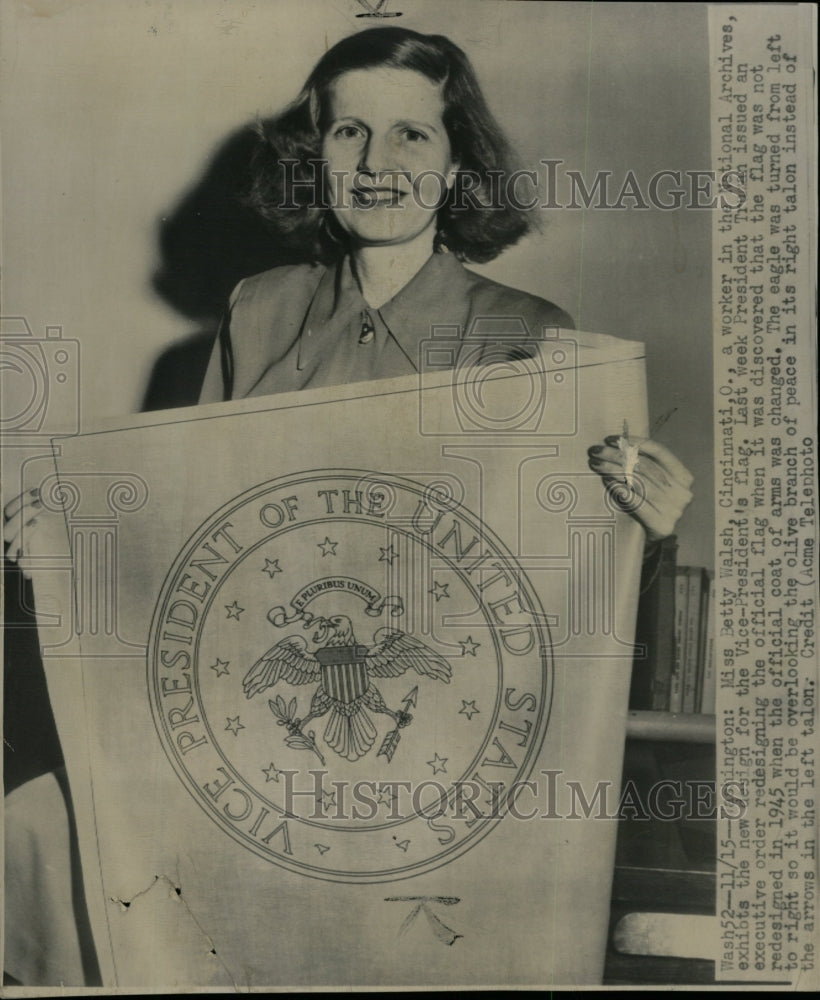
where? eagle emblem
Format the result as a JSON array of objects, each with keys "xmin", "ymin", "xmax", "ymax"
[{"xmin": 242, "ymin": 614, "xmax": 452, "ymax": 763}]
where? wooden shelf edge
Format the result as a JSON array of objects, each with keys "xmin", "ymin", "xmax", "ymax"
[{"xmin": 626, "ymin": 711, "xmax": 716, "ymax": 743}]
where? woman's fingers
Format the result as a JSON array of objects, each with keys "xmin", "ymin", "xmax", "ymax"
[
  {"xmin": 589, "ymin": 436, "xmax": 694, "ymax": 543},
  {"xmin": 4, "ymin": 491, "xmax": 47, "ymax": 568},
  {"xmin": 633, "ymin": 437, "xmax": 695, "ymax": 490},
  {"xmin": 590, "ymin": 454, "xmax": 693, "ymax": 505},
  {"xmin": 3, "ymin": 489, "xmax": 41, "ymax": 523},
  {"xmin": 4, "ymin": 518, "xmax": 41, "ymax": 578},
  {"xmin": 600, "ymin": 435, "xmax": 694, "ymax": 490},
  {"xmin": 599, "ymin": 474, "xmax": 690, "ymax": 541},
  {"xmin": 592, "ymin": 439, "xmax": 694, "ymax": 490},
  {"xmin": 3, "ymin": 505, "xmax": 43, "ymax": 556},
  {"xmin": 598, "ymin": 468, "xmax": 692, "ymax": 517},
  {"xmin": 3, "ymin": 497, "xmax": 67, "ymax": 581},
  {"xmin": 588, "ymin": 443, "xmax": 622, "ymax": 465}
]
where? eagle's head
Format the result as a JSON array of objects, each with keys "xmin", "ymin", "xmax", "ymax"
[{"xmin": 310, "ymin": 614, "xmax": 356, "ymax": 647}]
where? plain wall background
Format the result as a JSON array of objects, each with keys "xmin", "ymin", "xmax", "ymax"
[{"xmin": 1, "ymin": 0, "xmax": 713, "ymax": 566}]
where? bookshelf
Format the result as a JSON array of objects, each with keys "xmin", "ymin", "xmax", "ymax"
[
  {"xmin": 628, "ymin": 536, "xmax": 716, "ymax": 717},
  {"xmin": 607, "ymin": 716, "xmax": 717, "ymax": 983},
  {"xmin": 626, "ymin": 711, "xmax": 715, "ymax": 744},
  {"xmin": 605, "ymin": 537, "xmax": 718, "ymax": 984}
]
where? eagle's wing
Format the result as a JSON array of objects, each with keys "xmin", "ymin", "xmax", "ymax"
[
  {"xmin": 242, "ymin": 635, "xmax": 320, "ymax": 699},
  {"xmin": 365, "ymin": 630, "xmax": 452, "ymax": 683}
]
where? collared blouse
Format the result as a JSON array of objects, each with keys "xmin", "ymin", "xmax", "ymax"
[{"xmin": 198, "ymin": 250, "xmax": 573, "ymax": 404}]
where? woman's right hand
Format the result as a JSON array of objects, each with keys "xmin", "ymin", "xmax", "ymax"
[{"xmin": 3, "ymin": 488, "xmax": 63, "ymax": 580}]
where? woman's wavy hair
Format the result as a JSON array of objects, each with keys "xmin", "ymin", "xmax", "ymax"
[{"xmin": 247, "ymin": 27, "xmax": 533, "ymax": 264}]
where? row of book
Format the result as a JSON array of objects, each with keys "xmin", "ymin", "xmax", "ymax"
[{"xmin": 629, "ymin": 536, "xmax": 716, "ymax": 715}]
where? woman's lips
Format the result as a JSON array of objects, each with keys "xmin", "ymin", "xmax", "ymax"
[{"xmin": 351, "ymin": 187, "xmax": 408, "ymax": 206}]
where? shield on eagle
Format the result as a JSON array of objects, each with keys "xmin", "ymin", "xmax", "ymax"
[{"xmin": 316, "ymin": 645, "xmax": 370, "ymax": 704}]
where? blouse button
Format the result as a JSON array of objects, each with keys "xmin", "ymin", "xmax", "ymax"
[{"xmin": 359, "ymin": 311, "xmax": 375, "ymax": 345}]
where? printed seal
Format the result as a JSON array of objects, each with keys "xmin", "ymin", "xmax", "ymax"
[{"xmin": 148, "ymin": 470, "xmax": 553, "ymax": 882}]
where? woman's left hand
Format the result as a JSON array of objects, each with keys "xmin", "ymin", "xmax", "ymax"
[{"xmin": 587, "ymin": 435, "xmax": 694, "ymax": 544}]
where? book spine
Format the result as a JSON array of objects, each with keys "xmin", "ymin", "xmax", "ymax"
[
  {"xmin": 650, "ymin": 537, "xmax": 679, "ymax": 711},
  {"xmin": 701, "ymin": 573, "xmax": 717, "ymax": 714},
  {"xmin": 694, "ymin": 568, "xmax": 711, "ymax": 712},
  {"xmin": 669, "ymin": 568, "xmax": 689, "ymax": 713},
  {"xmin": 682, "ymin": 566, "xmax": 702, "ymax": 714},
  {"xmin": 629, "ymin": 551, "xmax": 659, "ymax": 711}
]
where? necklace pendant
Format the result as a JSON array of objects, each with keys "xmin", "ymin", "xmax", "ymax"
[{"xmin": 359, "ymin": 311, "xmax": 375, "ymax": 345}]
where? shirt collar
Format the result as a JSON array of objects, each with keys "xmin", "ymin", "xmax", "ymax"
[{"xmin": 299, "ymin": 250, "xmax": 474, "ymax": 373}]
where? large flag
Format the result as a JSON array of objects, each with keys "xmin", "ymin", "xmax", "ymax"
[{"xmin": 22, "ymin": 330, "xmax": 647, "ymax": 987}]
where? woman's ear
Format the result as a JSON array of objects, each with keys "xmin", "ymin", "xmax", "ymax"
[{"xmin": 445, "ymin": 160, "xmax": 461, "ymax": 192}]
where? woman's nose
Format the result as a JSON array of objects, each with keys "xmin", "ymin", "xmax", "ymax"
[{"xmin": 357, "ymin": 132, "xmax": 396, "ymax": 175}]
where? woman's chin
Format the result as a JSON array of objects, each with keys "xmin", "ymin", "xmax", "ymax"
[{"xmin": 335, "ymin": 214, "xmax": 436, "ymax": 249}]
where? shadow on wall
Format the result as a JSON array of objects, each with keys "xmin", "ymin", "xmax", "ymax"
[
  {"xmin": 7, "ymin": 125, "xmax": 299, "ymax": 792},
  {"xmin": 142, "ymin": 121, "xmax": 300, "ymax": 411}
]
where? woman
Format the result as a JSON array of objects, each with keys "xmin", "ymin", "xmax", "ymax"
[
  {"xmin": 6, "ymin": 27, "xmax": 692, "ymax": 555},
  {"xmin": 3, "ymin": 26, "xmax": 692, "ymax": 986},
  {"xmin": 203, "ymin": 26, "xmax": 693, "ymax": 539}
]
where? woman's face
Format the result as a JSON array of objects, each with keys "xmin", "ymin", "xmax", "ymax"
[{"xmin": 321, "ymin": 67, "xmax": 458, "ymax": 248}]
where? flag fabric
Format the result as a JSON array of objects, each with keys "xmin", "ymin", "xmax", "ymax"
[{"xmin": 22, "ymin": 332, "xmax": 648, "ymax": 988}]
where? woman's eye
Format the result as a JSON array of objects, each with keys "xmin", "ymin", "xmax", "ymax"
[
  {"xmin": 335, "ymin": 125, "xmax": 363, "ymax": 140},
  {"xmin": 402, "ymin": 129, "xmax": 428, "ymax": 143}
]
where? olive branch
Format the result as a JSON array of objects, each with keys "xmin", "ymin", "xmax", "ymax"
[{"xmin": 267, "ymin": 695, "xmax": 326, "ymax": 765}]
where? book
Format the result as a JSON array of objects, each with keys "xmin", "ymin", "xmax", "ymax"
[
  {"xmin": 700, "ymin": 572, "xmax": 717, "ymax": 714},
  {"xmin": 650, "ymin": 536, "xmax": 679, "ymax": 710},
  {"xmin": 694, "ymin": 568, "xmax": 712, "ymax": 712},
  {"xmin": 628, "ymin": 536, "xmax": 679, "ymax": 711},
  {"xmin": 669, "ymin": 567, "xmax": 689, "ymax": 713},
  {"xmin": 681, "ymin": 566, "xmax": 704, "ymax": 714}
]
